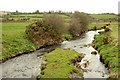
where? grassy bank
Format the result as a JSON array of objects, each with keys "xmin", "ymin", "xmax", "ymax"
[
  {"xmin": 2, "ymin": 13, "xmax": 118, "ymax": 62},
  {"xmin": 1, "ymin": 21, "xmax": 110, "ymax": 61},
  {"xmin": 1, "ymin": 13, "xmax": 88, "ymax": 61},
  {"xmin": 38, "ymin": 48, "xmax": 83, "ymax": 78},
  {"xmin": 2, "ymin": 22, "xmax": 37, "ymax": 60},
  {"xmin": 93, "ymin": 22, "xmax": 119, "ymax": 78},
  {"xmin": 2, "ymin": 22, "xmax": 72, "ymax": 61}
]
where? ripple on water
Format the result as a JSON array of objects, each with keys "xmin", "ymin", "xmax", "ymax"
[
  {"xmin": 61, "ymin": 29, "xmax": 109, "ymax": 78},
  {"xmin": 1, "ymin": 52, "xmax": 43, "ymax": 78}
]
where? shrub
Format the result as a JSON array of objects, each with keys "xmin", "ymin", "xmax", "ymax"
[
  {"xmin": 43, "ymin": 14, "xmax": 65, "ymax": 36},
  {"xmin": 68, "ymin": 12, "xmax": 91, "ymax": 37},
  {"xmin": 103, "ymin": 31, "xmax": 112, "ymax": 44},
  {"xmin": 26, "ymin": 14, "xmax": 65, "ymax": 48}
]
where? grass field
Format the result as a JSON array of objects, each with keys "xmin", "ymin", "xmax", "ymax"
[
  {"xmin": 110, "ymin": 22, "xmax": 118, "ymax": 39},
  {"xmin": 90, "ymin": 14, "xmax": 118, "ymax": 19},
  {"xmin": 12, "ymin": 13, "xmax": 44, "ymax": 17},
  {"xmin": 2, "ymin": 22, "xmax": 37, "ymax": 60},
  {"xmin": 10, "ymin": 13, "xmax": 71, "ymax": 22}
]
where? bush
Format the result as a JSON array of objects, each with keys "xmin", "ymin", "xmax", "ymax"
[
  {"xmin": 26, "ymin": 14, "xmax": 65, "ymax": 48},
  {"xmin": 43, "ymin": 14, "xmax": 65, "ymax": 36},
  {"xmin": 68, "ymin": 12, "xmax": 91, "ymax": 37},
  {"xmin": 103, "ymin": 31, "xmax": 112, "ymax": 44}
]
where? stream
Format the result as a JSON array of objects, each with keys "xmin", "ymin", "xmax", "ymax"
[
  {"xmin": 61, "ymin": 29, "xmax": 109, "ymax": 78},
  {"xmin": 0, "ymin": 46, "xmax": 57, "ymax": 79},
  {"xmin": 0, "ymin": 29, "xmax": 109, "ymax": 78},
  {"xmin": 0, "ymin": 51, "xmax": 43, "ymax": 78}
]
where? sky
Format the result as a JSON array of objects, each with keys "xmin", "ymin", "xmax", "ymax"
[{"xmin": 0, "ymin": 0, "xmax": 119, "ymax": 14}]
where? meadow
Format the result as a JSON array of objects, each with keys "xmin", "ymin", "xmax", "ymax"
[
  {"xmin": 90, "ymin": 14, "xmax": 117, "ymax": 19},
  {"xmin": 2, "ymin": 22, "xmax": 36, "ymax": 60}
]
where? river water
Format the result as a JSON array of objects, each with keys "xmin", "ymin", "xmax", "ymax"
[
  {"xmin": 0, "ymin": 45, "xmax": 57, "ymax": 79},
  {"xmin": 0, "ymin": 29, "xmax": 109, "ymax": 78},
  {"xmin": 61, "ymin": 29, "xmax": 109, "ymax": 78},
  {"xmin": 0, "ymin": 51, "xmax": 43, "ymax": 79}
]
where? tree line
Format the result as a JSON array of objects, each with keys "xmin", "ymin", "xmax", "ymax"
[{"xmin": 26, "ymin": 12, "xmax": 92, "ymax": 48}]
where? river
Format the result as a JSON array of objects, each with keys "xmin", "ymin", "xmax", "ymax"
[
  {"xmin": 61, "ymin": 29, "xmax": 109, "ymax": 78},
  {"xmin": 0, "ymin": 46, "xmax": 57, "ymax": 79},
  {"xmin": 0, "ymin": 29, "xmax": 109, "ymax": 78}
]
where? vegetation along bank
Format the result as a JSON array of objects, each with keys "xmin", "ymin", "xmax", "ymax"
[{"xmin": 92, "ymin": 22, "xmax": 119, "ymax": 79}]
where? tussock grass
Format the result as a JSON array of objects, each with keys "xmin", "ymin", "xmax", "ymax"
[{"xmin": 39, "ymin": 48, "xmax": 83, "ymax": 78}]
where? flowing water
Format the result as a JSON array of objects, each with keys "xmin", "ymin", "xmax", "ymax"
[
  {"xmin": 0, "ymin": 29, "xmax": 109, "ymax": 79},
  {"xmin": 61, "ymin": 29, "xmax": 109, "ymax": 78},
  {"xmin": 0, "ymin": 51, "xmax": 43, "ymax": 79},
  {"xmin": 0, "ymin": 45, "xmax": 57, "ymax": 79}
]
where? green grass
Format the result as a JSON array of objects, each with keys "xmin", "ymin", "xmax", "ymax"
[
  {"xmin": 110, "ymin": 22, "xmax": 118, "ymax": 39},
  {"xmin": 93, "ymin": 22, "xmax": 119, "ymax": 78},
  {"xmin": 1, "ymin": 13, "xmax": 71, "ymax": 60},
  {"xmin": 2, "ymin": 13, "xmax": 119, "ymax": 78},
  {"xmin": 12, "ymin": 13, "xmax": 70, "ymax": 19},
  {"xmin": 2, "ymin": 22, "xmax": 37, "ymax": 60},
  {"xmin": 39, "ymin": 48, "xmax": 83, "ymax": 78},
  {"xmin": 88, "ymin": 22, "xmax": 106, "ymax": 30},
  {"xmin": 94, "ymin": 35, "xmax": 118, "ymax": 78},
  {"xmin": 12, "ymin": 13, "xmax": 44, "ymax": 17},
  {"xmin": 90, "ymin": 14, "xmax": 117, "ymax": 19}
]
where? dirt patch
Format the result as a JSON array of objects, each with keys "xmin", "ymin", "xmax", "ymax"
[{"xmin": 70, "ymin": 55, "xmax": 84, "ymax": 68}]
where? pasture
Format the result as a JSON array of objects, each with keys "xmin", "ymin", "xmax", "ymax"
[{"xmin": 2, "ymin": 22, "xmax": 36, "ymax": 60}]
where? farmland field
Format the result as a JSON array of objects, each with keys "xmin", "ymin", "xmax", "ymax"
[
  {"xmin": 2, "ymin": 22, "xmax": 36, "ymax": 60},
  {"xmin": 90, "ymin": 14, "xmax": 118, "ymax": 19}
]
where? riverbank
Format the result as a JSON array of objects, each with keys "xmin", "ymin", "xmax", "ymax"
[
  {"xmin": 37, "ymin": 48, "xmax": 83, "ymax": 78},
  {"xmin": 92, "ymin": 29, "xmax": 119, "ymax": 78},
  {"xmin": 1, "ymin": 22, "xmax": 80, "ymax": 62},
  {"xmin": 1, "ymin": 29, "xmax": 110, "ymax": 78},
  {"xmin": 48, "ymin": 30, "xmax": 109, "ymax": 78},
  {"xmin": 2, "ymin": 12, "xmax": 92, "ymax": 62},
  {"xmin": 2, "ymin": 22, "xmax": 37, "ymax": 61}
]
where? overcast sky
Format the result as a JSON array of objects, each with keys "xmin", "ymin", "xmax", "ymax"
[{"xmin": 0, "ymin": 0, "xmax": 119, "ymax": 14}]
